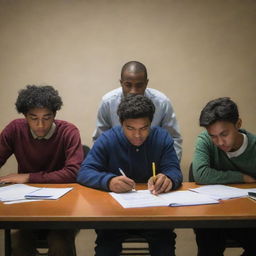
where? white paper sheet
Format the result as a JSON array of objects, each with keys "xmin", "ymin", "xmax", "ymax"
[
  {"xmin": 25, "ymin": 187, "xmax": 73, "ymax": 199},
  {"xmin": 0, "ymin": 184, "xmax": 73, "ymax": 203},
  {"xmin": 110, "ymin": 189, "xmax": 219, "ymax": 208},
  {"xmin": 189, "ymin": 185, "xmax": 249, "ymax": 200}
]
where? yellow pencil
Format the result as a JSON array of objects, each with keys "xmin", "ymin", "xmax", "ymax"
[{"xmin": 152, "ymin": 162, "xmax": 156, "ymax": 182}]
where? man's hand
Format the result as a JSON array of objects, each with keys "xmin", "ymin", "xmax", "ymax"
[
  {"xmin": 148, "ymin": 173, "xmax": 173, "ymax": 195},
  {"xmin": 109, "ymin": 176, "xmax": 135, "ymax": 193},
  {"xmin": 0, "ymin": 173, "xmax": 30, "ymax": 184},
  {"xmin": 243, "ymin": 174, "xmax": 256, "ymax": 183}
]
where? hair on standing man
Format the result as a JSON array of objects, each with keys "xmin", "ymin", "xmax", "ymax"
[
  {"xmin": 78, "ymin": 94, "xmax": 182, "ymax": 256},
  {"xmin": 0, "ymin": 85, "xmax": 84, "ymax": 256},
  {"xmin": 192, "ymin": 97, "xmax": 256, "ymax": 256},
  {"xmin": 92, "ymin": 60, "xmax": 182, "ymax": 160}
]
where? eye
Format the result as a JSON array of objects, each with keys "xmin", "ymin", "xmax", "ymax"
[
  {"xmin": 43, "ymin": 116, "xmax": 52, "ymax": 121},
  {"xmin": 135, "ymin": 83, "xmax": 144, "ymax": 88},
  {"xmin": 141, "ymin": 126, "xmax": 148, "ymax": 131},
  {"xmin": 30, "ymin": 117, "xmax": 38, "ymax": 121},
  {"xmin": 123, "ymin": 83, "xmax": 132, "ymax": 88}
]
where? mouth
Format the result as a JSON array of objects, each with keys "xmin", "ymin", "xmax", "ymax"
[
  {"xmin": 131, "ymin": 139, "xmax": 144, "ymax": 146},
  {"xmin": 219, "ymin": 146, "xmax": 230, "ymax": 152}
]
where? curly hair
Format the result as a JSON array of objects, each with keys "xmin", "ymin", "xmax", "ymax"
[
  {"xmin": 117, "ymin": 94, "xmax": 155, "ymax": 123},
  {"xmin": 15, "ymin": 85, "xmax": 63, "ymax": 114},
  {"xmin": 199, "ymin": 97, "xmax": 239, "ymax": 127}
]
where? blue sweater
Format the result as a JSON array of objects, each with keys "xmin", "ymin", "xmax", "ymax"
[{"xmin": 77, "ymin": 126, "xmax": 182, "ymax": 191}]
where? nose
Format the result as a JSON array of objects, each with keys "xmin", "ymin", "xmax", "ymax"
[
  {"xmin": 129, "ymin": 86, "xmax": 139, "ymax": 94},
  {"xmin": 216, "ymin": 137, "xmax": 224, "ymax": 146},
  {"xmin": 134, "ymin": 130, "xmax": 141, "ymax": 138},
  {"xmin": 37, "ymin": 119, "xmax": 44, "ymax": 128}
]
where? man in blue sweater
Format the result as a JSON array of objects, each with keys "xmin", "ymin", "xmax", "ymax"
[{"xmin": 78, "ymin": 94, "xmax": 182, "ymax": 256}]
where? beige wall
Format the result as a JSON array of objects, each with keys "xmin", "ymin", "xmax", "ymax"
[
  {"xmin": 0, "ymin": 1, "xmax": 255, "ymax": 255},
  {"xmin": 0, "ymin": 0, "xmax": 256, "ymax": 179}
]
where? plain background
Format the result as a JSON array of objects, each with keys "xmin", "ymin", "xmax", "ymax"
[{"xmin": 0, "ymin": 0, "xmax": 255, "ymax": 255}]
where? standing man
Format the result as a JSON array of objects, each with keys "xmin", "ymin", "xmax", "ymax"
[
  {"xmin": 78, "ymin": 94, "xmax": 182, "ymax": 256},
  {"xmin": 93, "ymin": 61, "xmax": 182, "ymax": 160},
  {"xmin": 0, "ymin": 85, "xmax": 84, "ymax": 256},
  {"xmin": 192, "ymin": 97, "xmax": 256, "ymax": 256}
]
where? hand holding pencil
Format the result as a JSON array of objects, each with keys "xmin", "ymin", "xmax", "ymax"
[
  {"xmin": 109, "ymin": 168, "xmax": 136, "ymax": 193},
  {"xmin": 148, "ymin": 162, "xmax": 173, "ymax": 195}
]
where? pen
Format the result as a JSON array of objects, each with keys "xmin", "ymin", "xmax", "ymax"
[
  {"xmin": 119, "ymin": 168, "xmax": 136, "ymax": 191},
  {"xmin": 152, "ymin": 162, "xmax": 156, "ymax": 182},
  {"xmin": 119, "ymin": 168, "xmax": 127, "ymax": 177}
]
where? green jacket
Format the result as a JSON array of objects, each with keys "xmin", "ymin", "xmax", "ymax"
[{"xmin": 192, "ymin": 129, "xmax": 256, "ymax": 184}]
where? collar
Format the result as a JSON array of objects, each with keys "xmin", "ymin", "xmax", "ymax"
[
  {"xmin": 226, "ymin": 133, "xmax": 248, "ymax": 158},
  {"xmin": 31, "ymin": 122, "xmax": 56, "ymax": 140}
]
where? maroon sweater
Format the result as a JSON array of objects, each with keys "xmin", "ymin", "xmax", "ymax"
[{"xmin": 0, "ymin": 119, "xmax": 84, "ymax": 183}]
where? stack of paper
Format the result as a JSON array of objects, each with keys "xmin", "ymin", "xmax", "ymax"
[{"xmin": 0, "ymin": 184, "xmax": 73, "ymax": 204}]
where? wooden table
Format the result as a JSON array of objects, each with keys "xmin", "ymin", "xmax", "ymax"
[{"xmin": 0, "ymin": 182, "xmax": 256, "ymax": 229}]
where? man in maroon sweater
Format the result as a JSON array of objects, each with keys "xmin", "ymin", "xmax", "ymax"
[{"xmin": 0, "ymin": 85, "xmax": 84, "ymax": 256}]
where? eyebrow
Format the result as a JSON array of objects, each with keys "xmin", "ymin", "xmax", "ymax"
[
  {"xmin": 28, "ymin": 113, "xmax": 53, "ymax": 117},
  {"xmin": 209, "ymin": 130, "xmax": 228, "ymax": 137},
  {"xmin": 127, "ymin": 125, "xmax": 149, "ymax": 129}
]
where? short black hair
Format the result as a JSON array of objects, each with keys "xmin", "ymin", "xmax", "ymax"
[
  {"xmin": 199, "ymin": 97, "xmax": 239, "ymax": 127},
  {"xmin": 117, "ymin": 94, "xmax": 155, "ymax": 123},
  {"xmin": 121, "ymin": 61, "xmax": 148, "ymax": 80},
  {"xmin": 15, "ymin": 85, "xmax": 63, "ymax": 114}
]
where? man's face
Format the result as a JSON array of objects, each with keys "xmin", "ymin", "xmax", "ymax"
[
  {"xmin": 122, "ymin": 117, "xmax": 151, "ymax": 147},
  {"xmin": 25, "ymin": 108, "xmax": 55, "ymax": 138},
  {"xmin": 206, "ymin": 120, "xmax": 243, "ymax": 152},
  {"xmin": 120, "ymin": 71, "xmax": 148, "ymax": 96}
]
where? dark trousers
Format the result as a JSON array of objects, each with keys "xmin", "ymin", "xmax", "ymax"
[
  {"xmin": 12, "ymin": 229, "xmax": 77, "ymax": 256},
  {"xmin": 194, "ymin": 228, "xmax": 256, "ymax": 256},
  {"xmin": 95, "ymin": 229, "xmax": 176, "ymax": 256}
]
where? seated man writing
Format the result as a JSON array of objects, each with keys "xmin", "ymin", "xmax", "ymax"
[
  {"xmin": 78, "ymin": 94, "xmax": 182, "ymax": 256},
  {"xmin": 192, "ymin": 97, "xmax": 256, "ymax": 256},
  {"xmin": 0, "ymin": 85, "xmax": 84, "ymax": 256}
]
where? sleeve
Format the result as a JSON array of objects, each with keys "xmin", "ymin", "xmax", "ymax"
[
  {"xmin": 92, "ymin": 100, "xmax": 112, "ymax": 142},
  {"xmin": 192, "ymin": 134, "xmax": 243, "ymax": 184},
  {"xmin": 158, "ymin": 131, "xmax": 183, "ymax": 190},
  {"xmin": 160, "ymin": 99, "xmax": 183, "ymax": 161},
  {"xmin": 0, "ymin": 124, "xmax": 14, "ymax": 168},
  {"xmin": 77, "ymin": 135, "xmax": 116, "ymax": 191},
  {"xmin": 29, "ymin": 127, "xmax": 84, "ymax": 183}
]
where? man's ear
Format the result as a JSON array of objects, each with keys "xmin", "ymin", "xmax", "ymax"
[{"xmin": 235, "ymin": 118, "xmax": 242, "ymax": 129}]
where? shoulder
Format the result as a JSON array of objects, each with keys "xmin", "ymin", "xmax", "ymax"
[
  {"xmin": 196, "ymin": 130, "xmax": 213, "ymax": 147},
  {"xmin": 242, "ymin": 129, "xmax": 256, "ymax": 138},
  {"xmin": 149, "ymin": 126, "xmax": 173, "ymax": 142},
  {"xmin": 54, "ymin": 120, "xmax": 80, "ymax": 134},
  {"xmin": 145, "ymin": 88, "xmax": 174, "ymax": 113},
  {"xmin": 2, "ymin": 119, "xmax": 27, "ymax": 132},
  {"xmin": 145, "ymin": 88, "xmax": 170, "ymax": 102},
  {"xmin": 242, "ymin": 129, "xmax": 256, "ymax": 144},
  {"xmin": 101, "ymin": 88, "xmax": 122, "ymax": 102},
  {"xmin": 94, "ymin": 126, "xmax": 123, "ymax": 148},
  {"xmin": 100, "ymin": 126, "xmax": 122, "ymax": 141}
]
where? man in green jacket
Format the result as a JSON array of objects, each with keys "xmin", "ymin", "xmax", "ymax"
[{"xmin": 192, "ymin": 97, "xmax": 256, "ymax": 256}]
